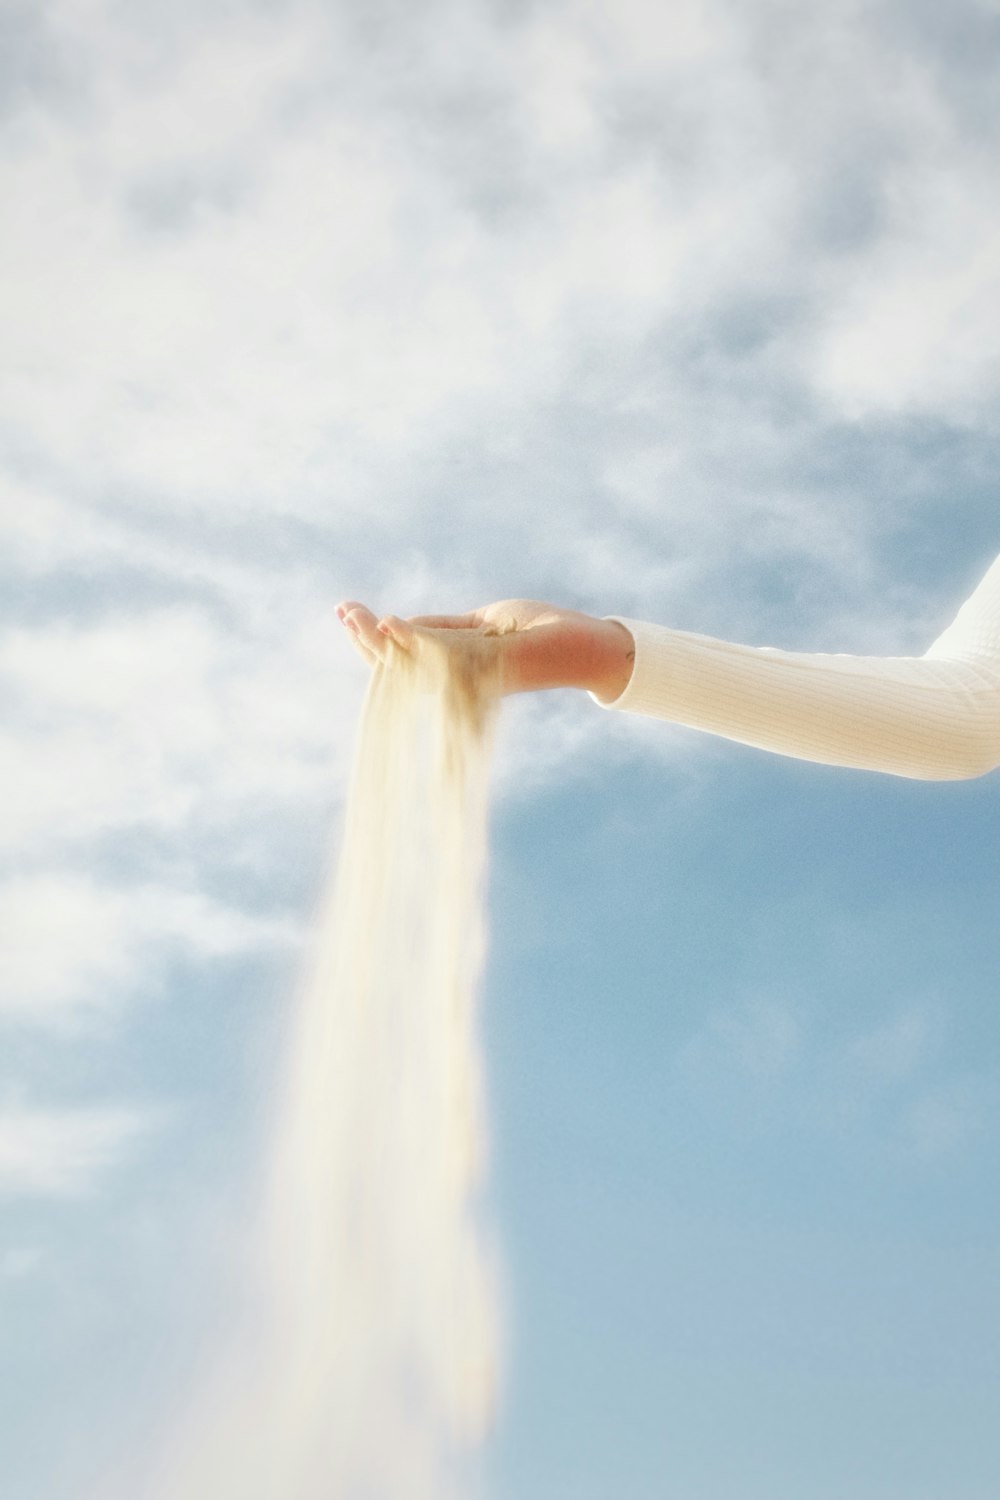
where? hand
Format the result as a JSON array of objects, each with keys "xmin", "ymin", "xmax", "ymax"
[{"xmin": 335, "ymin": 598, "xmax": 635, "ymax": 701}]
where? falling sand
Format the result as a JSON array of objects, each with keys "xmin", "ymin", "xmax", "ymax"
[{"xmin": 148, "ymin": 629, "xmax": 504, "ymax": 1500}]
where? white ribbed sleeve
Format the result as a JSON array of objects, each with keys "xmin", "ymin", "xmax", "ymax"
[{"xmin": 592, "ymin": 553, "xmax": 1000, "ymax": 781}]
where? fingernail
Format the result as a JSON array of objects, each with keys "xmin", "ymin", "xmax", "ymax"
[
  {"xmin": 377, "ymin": 622, "xmax": 390, "ymax": 635},
  {"xmin": 335, "ymin": 605, "xmax": 346, "ymax": 621},
  {"xmin": 345, "ymin": 617, "xmax": 359, "ymax": 634}
]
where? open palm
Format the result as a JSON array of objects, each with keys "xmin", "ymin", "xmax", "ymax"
[{"xmin": 336, "ymin": 598, "xmax": 634, "ymax": 700}]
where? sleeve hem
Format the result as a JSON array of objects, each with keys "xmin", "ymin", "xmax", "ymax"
[{"xmin": 587, "ymin": 617, "xmax": 645, "ymax": 711}]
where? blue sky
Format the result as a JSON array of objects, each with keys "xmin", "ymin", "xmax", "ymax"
[{"xmin": 1, "ymin": 0, "xmax": 999, "ymax": 1496}]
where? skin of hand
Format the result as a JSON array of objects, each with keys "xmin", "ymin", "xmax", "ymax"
[{"xmin": 335, "ymin": 598, "xmax": 636, "ymax": 702}]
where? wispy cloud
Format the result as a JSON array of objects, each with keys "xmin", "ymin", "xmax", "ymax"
[
  {"xmin": 0, "ymin": 603, "xmax": 357, "ymax": 854},
  {"xmin": 0, "ymin": 1101, "xmax": 155, "ymax": 1197},
  {"xmin": 0, "ymin": 873, "xmax": 299, "ymax": 1030},
  {"xmin": 4, "ymin": 0, "xmax": 994, "ymax": 550}
]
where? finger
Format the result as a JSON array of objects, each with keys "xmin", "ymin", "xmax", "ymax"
[
  {"xmin": 339, "ymin": 602, "xmax": 387, "ymax": 657},
  {"xmin": 377, "ymin": 614, "xmax": 418, "ymax": 651},
  {"xmin": 335, "ymin": 603, "xmax": 379, "ymax": 667}
]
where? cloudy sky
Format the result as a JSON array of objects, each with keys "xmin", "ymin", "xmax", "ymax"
[{"xmin": 2, "ymin": 0, "xmax": 999, "ymax": 1496}]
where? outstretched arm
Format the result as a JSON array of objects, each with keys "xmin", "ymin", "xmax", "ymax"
[{"xmin": 337, "ymin": 552, "xmax": 1000, "ymax": 782}]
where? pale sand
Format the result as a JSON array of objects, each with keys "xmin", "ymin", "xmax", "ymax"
[{"xmin": 146, "ymin": 631, "xmax": 503, "ymax": 1500}]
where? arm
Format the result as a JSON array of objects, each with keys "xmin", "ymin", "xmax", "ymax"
[
  {"xmin": 337, "ymin": 553, "xmax": 1000, "ymax": 781},
  {"xmin": 593, "ymin": 553, "xmax": 1000, "ymax": 781}
]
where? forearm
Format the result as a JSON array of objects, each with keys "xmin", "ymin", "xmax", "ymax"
[{"xmin": 594, "ymin": 619, "xmax": 1000, "ymax": 779}]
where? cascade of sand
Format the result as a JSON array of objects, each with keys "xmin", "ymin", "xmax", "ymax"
[{"xmin": 147, "ymin": 632, "xmax": 503, "ymax": 1500}]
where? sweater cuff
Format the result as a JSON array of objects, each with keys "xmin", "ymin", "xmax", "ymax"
[{"xmin": 587, "ymin": 616, "xmax": 664, "ymax": 713}]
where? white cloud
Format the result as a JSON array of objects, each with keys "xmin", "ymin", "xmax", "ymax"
[
  {"xmin": 0, "ymin": 0, "xmax": 886, "ymax": 534},
  {"xmin": 0, "ymin": 877, "xmax": 136, "ymax": 1023},
  {"xmin": 3, "ymin": 0, "xmax": 987, "ymax": 690},
  {"xmin": 814, "ymin": 155, "xmax": 1000, "ymax": 422},
  {"xmin": 0, "ymin": 477, "xmax": 117, "ymax": 574},
  {"xmin": 516, "ymin": 12, "xmax": 601, "ymax": 154},
  {"xmin": 0, "ymin": 5, "xmax": 562, "ymax": 515},
  {"xmin": 2, "ymin": 606, "xmax": 224, "ymax": 720},
  {"xmin": 0, "ymin": 602, "xmax": 359, "ymax": 853},
  {"xmin": 0, "ymin": 1101, "xmax": 154, "ymax": 1197},
  {"xmin": 0, "ymin": 873, "xmax": 299, "ymax": 1029},
  {"xmin": 593, "ymin": 0, "xmax": 726, "ymax": 70}
]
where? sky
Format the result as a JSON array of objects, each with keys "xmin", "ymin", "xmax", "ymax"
[{"xmin": 1, "ymin": 0, "xmax": 999, "ymax": 1496}]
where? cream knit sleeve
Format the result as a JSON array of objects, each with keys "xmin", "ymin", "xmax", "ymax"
[{"xmin": 591, "ymin": 553, "xmax": 1000, "ymax": 781}]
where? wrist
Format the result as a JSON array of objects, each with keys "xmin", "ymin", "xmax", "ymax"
[{"xmin": 587, "ymin": 619, "xmax": 635, "ymax": 702}]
